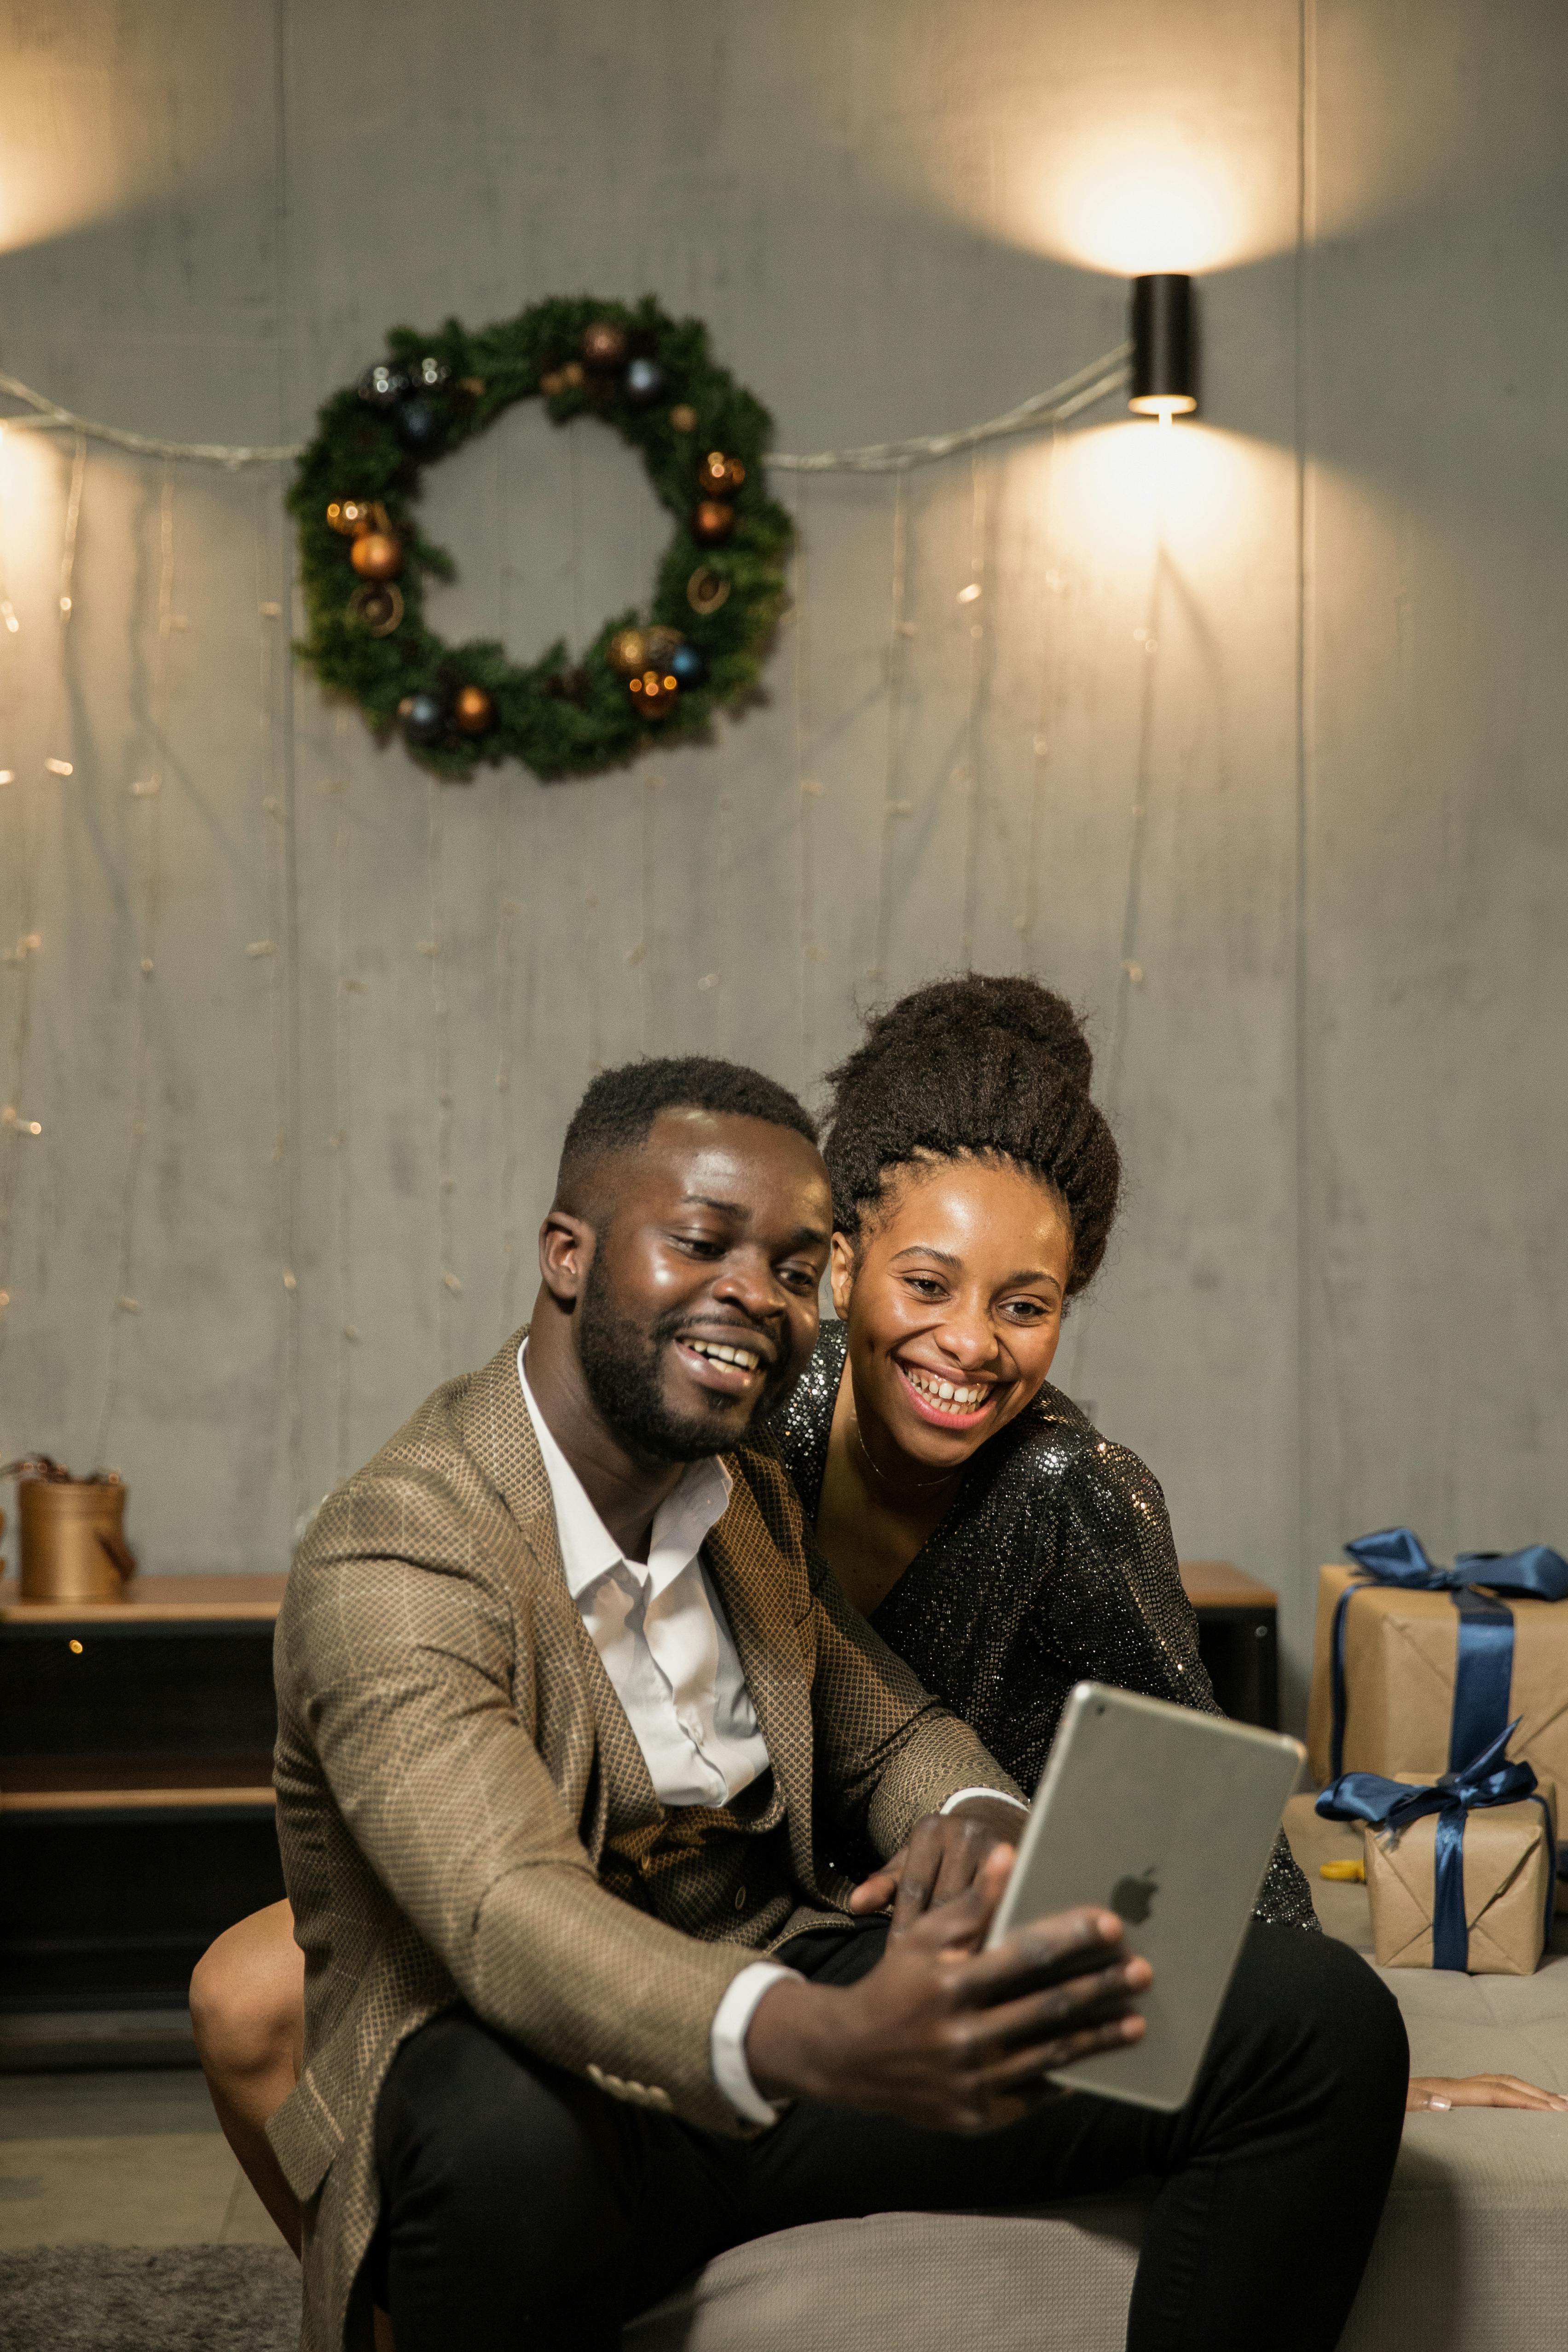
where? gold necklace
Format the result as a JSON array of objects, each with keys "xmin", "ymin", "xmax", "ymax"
[{"xmin": 851, "ymin": 1415, "xmax": 964, "ymax": 1497}]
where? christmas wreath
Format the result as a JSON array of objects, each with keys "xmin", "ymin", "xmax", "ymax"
[{"xmin": 288, "ymin": 296, "xmax": 793, "ymax": 780}]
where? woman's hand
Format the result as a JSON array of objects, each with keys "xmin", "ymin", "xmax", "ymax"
[
  {"xmin": 849, "ymin": 1799, "xmax": 1026, "ymax": 1929},
  {"xmin": 1407, "ymin": 2073, "xmax": 1568, "ymax": 2113}
]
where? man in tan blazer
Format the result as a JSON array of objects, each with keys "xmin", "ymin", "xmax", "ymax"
[{"xmin": 268, "ymin": 1056, "xmax": 1407, "ymax": 2352}]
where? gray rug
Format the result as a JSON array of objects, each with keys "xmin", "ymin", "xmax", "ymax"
[{"xmin": 0, "ymin": 2245, "xmax": 301, "ymax": 2352}]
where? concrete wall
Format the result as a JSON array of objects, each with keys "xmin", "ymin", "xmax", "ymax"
[{"xmin": 0, "ymin": 0, "xmax": 1563, "ymax": 1717}]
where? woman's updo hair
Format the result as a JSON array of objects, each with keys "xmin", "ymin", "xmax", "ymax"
[{"xmin": 821, "ymin": 973, "xmax": 1121, "ymax": 1296}]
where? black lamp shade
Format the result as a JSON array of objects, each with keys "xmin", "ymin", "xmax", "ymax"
[{"xmin": 1129, "ymin": 274, "xmax": 1197, "ymax": 417}]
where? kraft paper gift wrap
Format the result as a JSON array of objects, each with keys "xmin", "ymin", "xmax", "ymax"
[
  {"xmin": 1307, "ymin": 1558, "xmax": 1568, "ymax": 1791},
  {"xmin": 1359, "ymin": 1775, "xmax": 1558, "ymax": 1975}
]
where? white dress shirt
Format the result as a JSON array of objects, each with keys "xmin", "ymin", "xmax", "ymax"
[{"xmin": 518, "ymin": 1344, "xmax": 1024, "ymax": 2126}]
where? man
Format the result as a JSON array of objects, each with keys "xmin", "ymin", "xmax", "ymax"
[{"xmin": 269, "ymin": 1056, "xmax": 1407, "ymax": 2352}]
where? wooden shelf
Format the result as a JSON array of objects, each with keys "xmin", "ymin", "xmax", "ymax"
[
  {"xmin": 0, "ymin": 1574, "xmax": 286, "ymax": 1624},
  {"xmin": 1178, "ymin": 1558, "xmax": 1278, "ymax": 1611},
  {"xmin": 1, "ymin": 1749, "xmax": 275, "ymax": 1815}
]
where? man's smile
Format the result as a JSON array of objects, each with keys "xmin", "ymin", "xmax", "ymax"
[{"xmin": 672, "ymin": 1326, "xmax": 776, "ymax": 1397}]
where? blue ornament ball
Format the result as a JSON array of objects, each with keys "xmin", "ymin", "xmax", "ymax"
[
  {"xmin": 358, "ymin": 361, "xmax": 411, "ymax": 409},
  {"xmin": 393, "ymin": 396, "xmax": 444, "ymax": 454},
  {"xmin": 399, "ymin": 691, "xmax": 447, "ymax": 747},
  {"xmin": 624, "ymin": 355, "xmax": 666, "ymax": 408},
  {"xmin": 667, "ymin": 641, "xmax": 708, "ymax": 691}
]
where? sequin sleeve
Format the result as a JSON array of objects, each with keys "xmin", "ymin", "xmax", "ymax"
[{"xmin": 1025, "ymin": 1432, "xmax": 1318, "ymax": 1931}]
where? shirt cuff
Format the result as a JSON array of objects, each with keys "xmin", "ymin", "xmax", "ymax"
[
  {"xmin": 710, "ymin": 1961, "xmax": 798, "ymax": 2128},
  {"xmin": 940, "ymin": 1786, "xmax": 1030, "ymax": 1818}
]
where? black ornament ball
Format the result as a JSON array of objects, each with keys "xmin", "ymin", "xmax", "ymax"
[
  {"xmin": 393, "ymin": 396, "xmax": 444, "ymax": 454},
  {"xmin": 359, "ymin": 361, "xmax": 412, "ymax": 410},
  {"xmin": 399, "ymin": 691, "xmax": 447, "ymax": 747},
  {"xmin": 623, "ymin": 355, "xmax": 666, "ymax": 408},
  {"xmin": 667, "ymin": 641, "xmax": 708, "ymax": 691}
]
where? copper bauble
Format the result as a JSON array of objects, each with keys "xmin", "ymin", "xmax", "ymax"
[
  {"xmin": 608, "ymin": 627, "xmax": 649, "ymax": 676},
  {"xmin": 693, "ymin": 500, "xmax": 736, "ymax": 545},
  {"xmin": 350, "ymin": 532, "xmax": 403, "ymax": 581},
  {"xmin": 698, "ymin": 451, "xmax": 746, "ymax": 496},
  {"xmin": 582, "ymin": 321, "xmax": 628, "ymax": 372},
  {"xmin": 539, "ymin": 369, "xmax": 567, "ymax": 397},
  {"xmin": 669, "ymin": 404, "xmax": 698, "ymax": 434},
  {"xmin": 643, "ymin": 625, "xmax": 684, "ymax": 663},
  {"xmin": 627, "ymin": 668, "xmax": 678, "ymax": 717},
  {"xmin": 561, "ymin": 361, "xmax": 585, "ymax": 388},
  {"xmin": 452, "ymin": 684, "xmax": 494, "ymax": 736}
]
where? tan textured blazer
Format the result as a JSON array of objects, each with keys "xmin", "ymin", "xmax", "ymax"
[{"xmin": 268, "ymin": 1331, "xmax": 1019, "ymax": 2352}]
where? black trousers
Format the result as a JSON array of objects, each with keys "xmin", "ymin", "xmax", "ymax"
[{"xmin": 370, "ymin": 1920, "xmax": 1408, "ymax": 2352}]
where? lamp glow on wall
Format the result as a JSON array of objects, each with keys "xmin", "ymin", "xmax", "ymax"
[{"xmin": 1128, "ymin": 274, "xmax": 1197, "ymax": 419}]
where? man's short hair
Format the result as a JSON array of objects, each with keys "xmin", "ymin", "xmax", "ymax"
[{"xmin": 556, "ymin": 1056, "xmax": 819, "ymax": 1206}]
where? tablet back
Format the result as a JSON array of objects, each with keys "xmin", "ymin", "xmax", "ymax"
[{"xmin": 986, "ymin": 1683, "xmax": 1305, "ymax": 2111}]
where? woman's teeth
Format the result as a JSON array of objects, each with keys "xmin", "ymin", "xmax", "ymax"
[
  {"xmin": 901, "ymin": 1365, "xmax": 989, "ymax": 1414},
  {"xmin": 687, "ymin": 1338, "xmax": 762, "ymax": 1373}
]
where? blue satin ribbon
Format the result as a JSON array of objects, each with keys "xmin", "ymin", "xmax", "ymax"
[
  {"xmin": 1330, "ymin": 1528, "xmax": 1568, "ymax": 1780},
  {"xmin": 1317, "ymin": 1722, "xmax": 1555, "ymax": 1970}
]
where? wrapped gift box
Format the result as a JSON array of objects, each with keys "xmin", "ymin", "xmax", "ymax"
[
  {"xmin": 1307, "ymin": 1559, "xmax": 1568, "ymax": 1792},
  {"xmin": 1360, "ymin": 1775, "xmax": 1557, "ymax": 1975}
]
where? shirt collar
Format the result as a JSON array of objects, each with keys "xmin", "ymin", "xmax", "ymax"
[{"xmin": 518, "ymin": 1341, "xmax": 732, "ymax": 1601}]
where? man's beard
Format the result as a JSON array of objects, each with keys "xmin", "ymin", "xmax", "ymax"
[{"xmin": 576, "ymin": 1256, "xmax": 788, "ymax": 1462}]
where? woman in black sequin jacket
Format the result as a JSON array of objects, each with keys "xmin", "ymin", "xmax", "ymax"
[{"xmin": 770, "ymin": 975, "xmax": 1564, "ymax": 2113}]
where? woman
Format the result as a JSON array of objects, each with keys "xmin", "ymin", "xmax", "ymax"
[{"xmin": 192, "ymin": 976, "xmax": 1562, "ymax": 2252}]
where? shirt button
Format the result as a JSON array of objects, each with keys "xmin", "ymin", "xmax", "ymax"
[{"xmin": 733, "ymin": 1885, "xmax": 747, "ymax": 1912}]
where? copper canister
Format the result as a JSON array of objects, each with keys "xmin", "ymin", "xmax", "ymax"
[{"xmin": 16, "ymin": 1468, "xmax": 136, "ymax": 1602}]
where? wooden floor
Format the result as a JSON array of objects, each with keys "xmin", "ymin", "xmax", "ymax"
[{"xmin": 0, "ymin": 2072, "xmax": 281, "ymax": 2251}]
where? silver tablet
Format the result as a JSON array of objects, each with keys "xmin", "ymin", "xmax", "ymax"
[{"xmin": 985, "ymin": 1682, "xmax": 1305, "ymax": 2112}]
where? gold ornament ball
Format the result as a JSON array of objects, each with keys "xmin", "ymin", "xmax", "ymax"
[
  {"xmin": 628, "ymin": 668, "xmax": 679, "ymax": 717},
  {"xmin": 669, "ymin": 404, "xmax": 698, "ymax": 434},
  {"xmin": 561, "ymin": 360, "xmax": 586, "ymax": 388},
  {"xmin": 582, "ymin": 321, "xmax": 628, "ymax": 371},
  {"xmin": 608, "ymin": 626, "xmax": 649, "ymax": 676},
  {"xmin": 350, "ymin": 532, "xmax": 403, "ymax": 581},
  {"xmin": 452, "ymin": 684, "xmax": 494, "ymax": 736},
  {"xmin": 698, "ymin": 450, "xmax": 746, "ymax": 496},
  {"xmin": 539, "ymin": 369, "xmax": 567, "ymax": 397},
  {"xmin": 644, "ymin": 625, "xmax": 684, "ymax": 663},
  {"xmin": 693, "ymin": 499, "xmax": 736, "ymax": 545}
]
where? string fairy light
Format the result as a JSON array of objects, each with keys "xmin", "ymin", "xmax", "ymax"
[
  {"xmin": 0, "ymin": 437, "xmax": 66, "ymax": 1362},
  {"xmin": 422, "ymin": 773, "xmax": 460, "ymax": 1374},
  {"xmin": 788, "ymin": 479, "xmax": 822, "ymax": 1079},
  {"xmin": 325, "ymin": 706, "xmax": 357, "ymax": 1482},
  {"xmin": 0, "ymin": 346, "xmax": 1132, "ymax": 480},
  {"xmin": 490, "ymin": 423, "xmax": 525, "ymax": 1338},
  {"xmin": 956, "ymin": 449, "xmax": 993, "ymax": 963},
  {"xmin": 96, "ymin": 463, "xmax": 175, "ymax": 1464},
  {"xmin": 867, "ymin": 466, "xmax": 913, "ymax": 989},
  {"xmin": 1015, "ymin": 425, "xmax": 1065, "ymax": 953},
  {"xmin": 1060, "ymin": 428, "xmax": 1172, "ymax": 1411},
  {"xmin": 254, "ymin": 472, "xmax": 307, "ymax": 1530}
]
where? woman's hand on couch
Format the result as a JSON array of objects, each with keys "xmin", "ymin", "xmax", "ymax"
[{"xmin": 1407, "ymin": 2072, "xmax": 1568, "ymax": 2113}]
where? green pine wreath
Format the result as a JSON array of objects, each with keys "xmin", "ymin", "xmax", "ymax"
[{"xmin": 288, "ymin": 295, "xmax": 793, "ymax": 781}]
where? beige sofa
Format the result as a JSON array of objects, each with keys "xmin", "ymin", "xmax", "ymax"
[{"xmin": 627, "ymin": 1799, "xmax": 1568, "ymax": 2352}]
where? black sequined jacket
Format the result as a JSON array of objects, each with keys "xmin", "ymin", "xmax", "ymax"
[{"xmin": 768, "ymin": 1323, "xmax": 1317, "ymax": 1931}]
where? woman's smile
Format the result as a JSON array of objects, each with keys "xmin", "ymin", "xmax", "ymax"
[{"xmin": 893, "ymin": 1354, "xmax": 1004, "ymax": 1430}]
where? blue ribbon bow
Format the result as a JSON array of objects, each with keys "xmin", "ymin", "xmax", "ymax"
[
  {"xmin": 1331, "ymin": 1528, "xmax": 1568, "ymax": 1781},
  {"xmin": 1316, "ymin": 1722, "xmax": 1555, "ymax": 1971}
]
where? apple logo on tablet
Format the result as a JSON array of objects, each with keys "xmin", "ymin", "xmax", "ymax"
[{"xmin": 1111, "ymin": 1868, "xmax": 1158, "ymax": 1925}]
